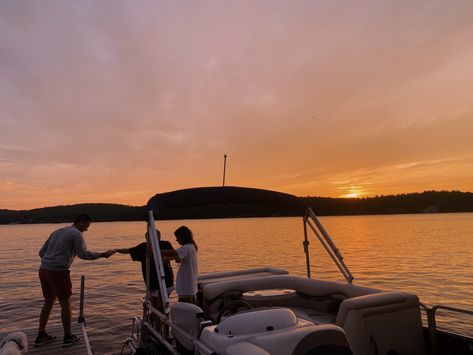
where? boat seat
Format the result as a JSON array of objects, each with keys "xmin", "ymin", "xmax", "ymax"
[
  {"xmin": 201, "ymin": 274, "xmax": 379, "ymax": 321},
  {"xmin": 199, "ymin": 308, "xmax": 353, "ymax": 355},
  {"xmin": 170, "ymin": 302, "xmax": 206, "ymax": 354},
  {"xmin": 250, "ymin": 324, "xmax": 353, "ymax": 355},
  {"xmin": 198, "ymin": 267, "xmax": 289, "ymax": 288},
  {"xmin": 336, "ymin": 291, "xmax": 425, "ymax": 355},
  {"xmin": 226, "ymin": 342, "xmax": 271, "ymax": 355}
]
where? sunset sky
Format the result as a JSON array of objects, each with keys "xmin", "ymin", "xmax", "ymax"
[{"xmin": 1, "ymin": 1, "xmax": 473, "ymax": 209}]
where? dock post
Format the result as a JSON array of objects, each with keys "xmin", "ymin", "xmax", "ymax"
[
  {"xmin": 426, "ymin": 307, "xmax": 437, "ymax": 355},
  {"xmin": 79, "ymin": 275, "xmax": 85, "ymax": 324}
]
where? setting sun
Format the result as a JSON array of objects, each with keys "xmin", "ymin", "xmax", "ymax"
[
  {"xmin": 342, "ymin": 193, "xmax": 360, "ymax": 198},
  {"xmin": 340, "ymin": 186, "xmax": 368, "ymax": 199}
]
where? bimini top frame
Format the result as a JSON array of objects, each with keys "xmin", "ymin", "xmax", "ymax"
[{"xmin": 303, "ymin": 208, "xmax": 354, "ymax": 282}]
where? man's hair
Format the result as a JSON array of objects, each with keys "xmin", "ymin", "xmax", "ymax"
[{"xmin": 73, "ymin": 214, "xmax": 92, "ymax": 224}]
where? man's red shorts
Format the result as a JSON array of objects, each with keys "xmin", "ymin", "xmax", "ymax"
[{"xmin": 39, "ymin": 268, "xmax": 72, "ymax": 300}]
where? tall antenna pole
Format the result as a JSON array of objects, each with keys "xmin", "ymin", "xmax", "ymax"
[{"xmin": 222, "ymin": 154, "xmax": 227, "ymax": 186}]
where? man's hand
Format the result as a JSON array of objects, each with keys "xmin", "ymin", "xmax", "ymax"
[{"xmin": 102, "ymin": 250, "xmax": 116, "ymax": 258}]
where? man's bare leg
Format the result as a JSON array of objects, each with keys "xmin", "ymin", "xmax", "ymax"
[
  {"xmin": 58, "ymin": 297, "xmax": 72, "ymax": 336},
  {"xmin": 39, "ymin": 295, "xmax": 56, "ymax": 333}
]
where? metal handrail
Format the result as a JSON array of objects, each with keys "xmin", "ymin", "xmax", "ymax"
[
  {"xmin": 303, "ymin": 207, "xmax": 354, "ymax": 283},
  {"xmin": 77, "ymin": 275, "xmax": 94, "ymax": 355},
  {"xmin": 80, "ymin": 322, "xmax": 94, "ymax": 355},
  {"xmin": 147, "ymin": 211, "xmax": 170, "ymax": 317},
  {"xmin": 421, "ymin": 302, "xmax": 473, "ymax": 355},
  {"xmin": 144, "ymin": 302, "xmax": 216, "ymax": 355}
]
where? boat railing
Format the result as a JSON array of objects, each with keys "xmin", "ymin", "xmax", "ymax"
[
  {"xmin": 121, "ymin": 317, "xmax": 141, "ymax": 354},
  {"xmin": 142, "ymin": 210, "xmax": 216, "ymax": 354},
  {"xmin": 141, "ymin": 301, "xmax": 216, "ymax": 355},
  {"xmin": 303, "ymin": 207, "xmax": 354, "ymax": 283},
  {"xmin": 421, "ymin": 303, "xmax": 473, "ymax": 355},
  {"xmin": 147, "ymin": 211, "xmax": 171, "ymax": 319}
]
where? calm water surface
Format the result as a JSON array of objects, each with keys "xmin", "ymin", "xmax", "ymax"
[{"xmin": 1, "ymin": 213, "xmax": 472, "ymax": 354}]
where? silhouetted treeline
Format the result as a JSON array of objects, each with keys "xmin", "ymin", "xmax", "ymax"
[
  {"xmin": 1, "ymin": 191, "xmax": 472, "ymax": 224},
  {"xmin": 302, "ymin": 190, "xmax": 473, "ymax": 215},
  {"xmin": 0, "ymin": 203, "xmax": 146, "ymax": 224}
]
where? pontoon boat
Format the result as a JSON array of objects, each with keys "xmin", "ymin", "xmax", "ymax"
[{"xmin": 123, "ymin": 186, "xmax": 473, "ymax": 355}]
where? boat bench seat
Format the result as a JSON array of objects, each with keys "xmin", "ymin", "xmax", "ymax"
[
  {"xmin": 201, "ymin": 274, "xmax": 426, "ymax": 355},
  {"xmin": 198, "ymin": 267, "xmax": 289, "ymax": 289},
  {"xmin": 201, "ymin": 274, "xmax": 379, "ymax": 322},
  {"xmin": 335, "ymin": 291, "xmax": 425, "ymax": 355}
]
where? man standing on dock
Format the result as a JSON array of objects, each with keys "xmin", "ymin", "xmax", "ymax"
[{"xmin": 35, "ymin": 214, "xmax": 116, "ymax": 347}]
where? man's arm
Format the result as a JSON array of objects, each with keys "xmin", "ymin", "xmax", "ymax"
[
  {"xmin": 161, "ymin": 249, "xmax": 180, "ymax": 262},
  {"xmin": 73, "ymin": 234, "xmax": 115, "ymax": 260},
  {"xmin": 115, "ymin": 248, "xmax": 130, "ymax": 254}
]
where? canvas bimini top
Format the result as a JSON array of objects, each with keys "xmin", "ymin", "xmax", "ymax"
[{"xmin": 146, "ymin": 186, "xmax": 305, "ymax": 217}]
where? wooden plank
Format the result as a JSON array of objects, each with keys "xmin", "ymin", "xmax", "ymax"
[{"xmin": 0, "ymin": 321, "xmax": 91, "ymax": 355}]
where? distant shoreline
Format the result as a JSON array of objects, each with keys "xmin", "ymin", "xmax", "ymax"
[
  {"xmin": 0, "ymin": 191, "xmax": 473, "ymax": 224},
  {"xmin": 1, "ymin": 190, "xmax": 472, "ymax": 225},
  {"xmin": 2, "ymin": 210, "xmax": 473, "ymax": 226}
]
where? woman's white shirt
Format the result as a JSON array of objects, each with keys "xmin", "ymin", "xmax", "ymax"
[{"xmin": 175, "ymin": 244, "xmax": 198, "ymax": 296}]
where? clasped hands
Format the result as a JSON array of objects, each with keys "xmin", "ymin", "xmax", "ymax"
[{"xmin": 102, "ymin": 249, "xmax": 117, "ymax": 258}]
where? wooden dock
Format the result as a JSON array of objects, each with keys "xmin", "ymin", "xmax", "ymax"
[{"xmin": 0, "ymin": 321, "xmax": 92, "ymax": 355}]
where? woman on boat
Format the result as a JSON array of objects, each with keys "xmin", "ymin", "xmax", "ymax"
[{"xmin": 162, "ymin": 226, "xmax": 198, "ymax": 303}]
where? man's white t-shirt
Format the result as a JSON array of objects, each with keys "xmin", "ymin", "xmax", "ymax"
[{"xmin": 175, "ymin": 244, "xmax": 198, "ymax": 296}]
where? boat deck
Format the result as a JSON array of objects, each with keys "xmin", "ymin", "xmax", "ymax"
[{"xmin": 0, "ymin": 321, "xmax": 92, "ymax": 355}]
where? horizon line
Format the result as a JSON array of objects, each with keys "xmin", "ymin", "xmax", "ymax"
[{"xmin": 2, "ymin": 189, "xmax": 472, "ymax": 212}]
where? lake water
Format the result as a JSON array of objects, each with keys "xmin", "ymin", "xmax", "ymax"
[{"xmin": 1, "ymin": 213, "xmax": 472, "ymax": 354}]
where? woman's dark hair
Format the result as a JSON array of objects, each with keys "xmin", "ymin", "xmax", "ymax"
[{"xmin": 174, "ymin": 226, "xmax": 198, "ymax": 251}]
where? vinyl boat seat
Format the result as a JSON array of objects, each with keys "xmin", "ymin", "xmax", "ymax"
[
  {"xmin": 201, "ymin": 274, "xmax": 378, "ymax": 322},
  {"xmin": 199, "ymin": 307, "xmax": 353, "ymax": 355},
  {"xmin": 201, "ymin": 273, "xmax": 426, "ymax": 355}
]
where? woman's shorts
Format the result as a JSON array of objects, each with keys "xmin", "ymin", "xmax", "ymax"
[{"xmin": 39, "ymin": 268, "xmax": 72, "ymax": 300}]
